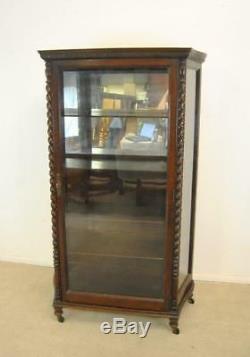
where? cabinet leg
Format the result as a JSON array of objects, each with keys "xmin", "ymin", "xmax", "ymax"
[
  {"xmin": 54, "ymin": 305, "xmax": 64, "ymax": 323},
  {"xmin": 169, "ymin": 317, "xmax": 180, "ymax": 335}
]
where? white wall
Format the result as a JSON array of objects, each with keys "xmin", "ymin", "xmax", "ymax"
[{"xmin": 0, "ymin": 0, "xmax": 249, "ymax": 283}]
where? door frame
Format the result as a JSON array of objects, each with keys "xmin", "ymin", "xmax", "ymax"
[{"xmin": 49, "ymin": 57, "xmax": 178, "ymax": 312}]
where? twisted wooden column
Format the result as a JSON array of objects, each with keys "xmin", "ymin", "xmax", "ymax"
[
  {"xmin": 45, "ymin": 62, "xmax": 64, "ymax": 322},
  {"xmin": 169, "ymin": 60, "xmax": 186, "ymax": 334}
]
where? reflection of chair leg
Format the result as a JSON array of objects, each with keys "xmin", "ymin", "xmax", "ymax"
[
  {"xmin": 81, "ymin": 178, "xmax": 89, "ymax": 204},
  {"xmin": 84, "ymin": 190, "xmax": 89, "ymax": 204},
  {"xmin": 136, "ymin": 179, "xmax": 143, "ymax": 206},
  {"xmin": 118, "ymin": 178, "xmax": 124, "ymax": 195}
]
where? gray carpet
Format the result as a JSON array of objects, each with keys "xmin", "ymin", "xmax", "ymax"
[{"xmin": 0, "ymin": 261, "xmax": 249, "ymax": 357}]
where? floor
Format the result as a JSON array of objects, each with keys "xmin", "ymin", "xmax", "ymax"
[{"xmin": 0, "ymin": 261, "xmax": 249, "ymax": 357}]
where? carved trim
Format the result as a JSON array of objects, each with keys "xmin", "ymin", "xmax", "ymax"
[
  {"xmin": 171, "ymin": 60, "xmax": 186, "ymax": 311},
  {"xmin": 45, "ymin": 62, "xmax": 62, "ymax": 304}
]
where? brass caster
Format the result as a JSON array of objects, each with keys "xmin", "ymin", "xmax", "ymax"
[
  {"xmin": 57, "ymin": 315, "xmax": 65, "ymax": 323},
  {"xmin": 188, "ymin": 297, "xmax": 195, "ymax": 304},
  {"xmin": 169, "ymin": 318, "xmax": 180, "ymax": 335},
  {"xmin": 54, "ymin": 305, "xmax": 64, "ymax": 323},
  {"xmin": 172, "ymin": 327, "xmax": 180, "ymax": 335}
]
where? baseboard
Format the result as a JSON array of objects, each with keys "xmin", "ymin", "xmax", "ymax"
[
  {"xmin": 194, "ymin": 273, "xmax": 250, "ymax": 284},
  {"xmin": 0, "ymin": 257, "xmax": 249, "ymax": 284},
  {"xmin": 0, "ymin": 256, "xmax": 53, "ymax": 268}
]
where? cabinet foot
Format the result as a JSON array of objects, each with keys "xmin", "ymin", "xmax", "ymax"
[
  {"xmin": 169, "ymin": 318, "xmax": 180, "ymax": 335},
  {"xmin": 54, "ymin": 306, "xmax": 64, "ymax": 323},
  {"xmin": 57, "ymin": 314, "xmax": 65, "ymax": 323},
  {"xmin": 188, "ymin": 296, "xmax": 195, "ymax": 304}
]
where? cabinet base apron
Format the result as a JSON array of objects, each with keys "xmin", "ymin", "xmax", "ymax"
[{"xmin": 53, "ymin": 280, "xmax": 195, "ymax": 334}]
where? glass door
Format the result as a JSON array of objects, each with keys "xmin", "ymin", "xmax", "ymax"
[{"xmin": 61, "ymin": 68, "xmax": 170, "ymax": 299}]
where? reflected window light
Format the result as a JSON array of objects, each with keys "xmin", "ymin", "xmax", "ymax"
[
  {"xmin": 64, "ymin": 117, "xmax": 79, "ymax": 138},
  {"xmin": 64, "ymin": 86, "xmax": 78, "ymax": 109}
]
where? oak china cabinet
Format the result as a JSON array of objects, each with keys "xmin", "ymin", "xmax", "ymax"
[{"xmin": 39, "ymin": 48, "xmax": 206, "ymax": 334}]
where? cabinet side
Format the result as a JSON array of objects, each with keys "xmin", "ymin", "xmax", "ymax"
[
  {"xmin": 177, "ymin": 61, "xmax": 203, "ymax": 306},
  {"xmin": 188, "ymin": 68, "xmax": 202, "ymax": 275}
]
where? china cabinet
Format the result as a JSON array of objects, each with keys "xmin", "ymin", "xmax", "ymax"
[{"xmin": 39, "ymin": 48, "xmax": 206, "ymax": 334}]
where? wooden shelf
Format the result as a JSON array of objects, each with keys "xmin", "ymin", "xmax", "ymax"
[
  {"xmin": 65, "ymin": 150, "xmax": 166, "ymax": 161},
  {"xmin": 63, "ymin": 109, "xmax": 168, "ymax": 118}
]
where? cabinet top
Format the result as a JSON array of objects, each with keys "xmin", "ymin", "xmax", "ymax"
[{"xmin": 38, "ymin": 47, "xmax": 206, "ymax": 63}]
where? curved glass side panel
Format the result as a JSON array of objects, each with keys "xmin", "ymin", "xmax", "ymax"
[{"xmin": 178, "ymin": 68, "xmax": 197, "ymax": 288}]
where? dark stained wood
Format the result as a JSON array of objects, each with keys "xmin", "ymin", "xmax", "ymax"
[
  {"xmin": 44, "ymin": 62, "xmax": 63, "ymax": 315},
  {"xmin": 65, "ymin": 152, "xmax": 166, "ymax": 161},
  {"xmin": 65, "ymin": 291, "xmax": 164, "ymax": 311},
  {"xmin": 188, "ymin": 68, "xmax": 202, "ymax": 275},
  {"xmin": 40, "ymin": 47, "xmax": 206, "ymax": 333},
  {"xmin": 39, "ymin": 47, "xmax": 206, "ymax": 63},
  {"xmin": 50, "ymin": 58, "xmax": 176, "ymax": 71},
  {"xmin": 58, "ymin": 276, "xmax": 194, "ymax": 317},
  {"xmin": 163, "ymin": 60, "xmax": 178, "ymax": 311}
]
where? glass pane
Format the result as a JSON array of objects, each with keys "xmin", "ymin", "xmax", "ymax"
[
  {"xmin": 64, "ymin": 116, "xmax": 168, "ymax": 157},
  {"xmin": 62, "ymin": 69, "xmax": 169, "ymax": 298},
  {"xmin": 63, "ymin": 70, "xmax": 169, "ymax": 158},
  {"xmin": 63, "ymin": 70, "xmax": 169, "ymax": 116},
  {"xmin": 178, "ymin": 69, "xmax": 197, "ymax": 287}
]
